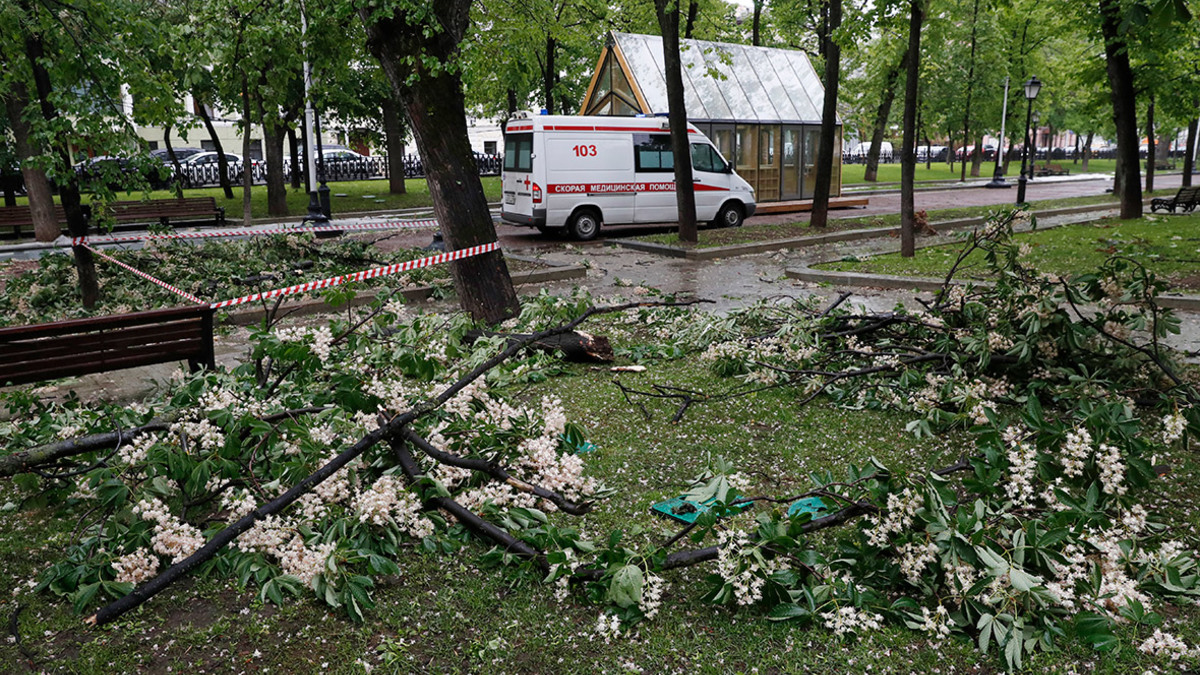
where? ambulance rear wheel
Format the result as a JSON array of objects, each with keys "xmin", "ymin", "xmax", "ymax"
[
  {"xmin": 569, "ymin": 208, "xmax": 602, "ymax": 241},
  {"xmin": 713, "ymin": 202, "xmax": 744, "ymax": 228}
]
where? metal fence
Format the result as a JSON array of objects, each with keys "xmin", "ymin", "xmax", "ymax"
[{"xmin": 172, "ymin": 153, "xmax": 503, "ymax": 188}]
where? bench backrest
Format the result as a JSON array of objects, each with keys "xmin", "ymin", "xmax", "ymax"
[
  {"xmin": 104, "ymin": 197, "xmax": 220, "ymax": 222},
  {"xmin": 0, "ymin": 204, "xmax": 68, "ymax": 227},
  {"xmin": 1176, "ymin": 186, "xmax": 1200, "ymax": 203},
  {"xmin": 0, "ymin": 305, "xmax": 215, "ymax": 387}
]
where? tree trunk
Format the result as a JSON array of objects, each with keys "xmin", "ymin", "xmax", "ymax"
[
  {"xmin": 288, "ymin": 127, "xmax": 302, "ymax": 190},
  {"xmin": 959, "ymin": 0, "xmax": 980, "ymax": 183},
  {"xmin": 970, "ymin": 134, "xmax": 984, "ymax": 177},
  {"xmin": 543, "ymin": 36, "xmax": 557, "ymax": 114},
  {"xmin": 21, "ymin": 14, "xmax": 98, "ymax": 306},
  {"xmin": 1184, "ymin": 117, "xmax": 1197, "ymax": 187},
  {"xmin": 1145, "ymin": 97, "xmax": 1155, "ymax": 194},
  {"xmin": 263, "ymin": 120, "xmax": 288, "ymax": 216},
  {"xmin": 899, "ymin": 0, "xmax": 924, "ymax": 258},
  {"xmin": 194, "ymin": 95, "xmax": 235, "ymax": 200},
  {"xmin": 1098, "ymin": 0, "xmax": 1142, "ymax": 219},
  {"xmin": 864, "ymin": 52, "xmax": 905, "ymax": 183},
  {"xmin": 1082, "ymin": 131, "xmax": 1093, "ymax": 172},
  {"xmin": 810, "ymin": 0, "xmax": 842, "ymax": 229},
  {"xmin": 654, "ymin": 0, "xmax": 698, "ymax": 243},
  {"xmin": 1073, "ymin": 132, "xmax": 1081, "ymax": 165},
  {"xmin": 164, "ymin": 123, "xmax": 184, "ymax": 199},
  {"xmin": 3, "ymin": 81, "xmax": 58, "ymax": 241},
  {"xmin": 685, "ymin": 1, "xmax": 699, "ymax": 38},
  {"xmin": 361, "ymin": 0, "xmax": 519, "ymax": 323},
  {"xmin": 382, "ymin": 96, "xmax": 407, "ymax": 195},
  {"xmin": 752, "ymin": 0, "xmax": 763, "ymax": 46}
]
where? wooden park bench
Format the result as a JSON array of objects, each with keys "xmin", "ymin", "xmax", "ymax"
[
  {"xmin": 0, "ymin": 204, "xmax": 72, "ymax": 240},
  {"xmin": 103, "ymin": 197, "xmax": 226, "ymax": 228},
  {"xmin": 0, "ymin": 305, "xmax": 215, "ymax": 387},
  {"xmin": 1034, "ymin": 163, "xmax": 1070, "ymax": 177},
  {"xmin": 1150, "ymin": 185, "xmax": 1200, "ymax": 214}
]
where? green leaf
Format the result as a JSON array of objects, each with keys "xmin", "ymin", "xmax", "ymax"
[
  {"xmin": 73, "ymin": 582, "xmax": 101, "ymax": 614},
  {"xmin": 767, "ymin": 603, "xmax": 812, "ymax": 622},
  {"xmin": 605, "ymin": 565, "xmax": 643, "ymax": 609}
]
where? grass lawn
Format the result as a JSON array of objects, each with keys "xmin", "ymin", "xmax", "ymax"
[
  {"xmin": 3, "ymin": 348, "xmax": 1197, "ymax": 673},
  {"xmin": 821, "ymin": 212, "xmax": 1200, "ymax": 291},
  {"xmin": 8, "ymin": 177, "xmax": 504, "ymax": 222},
  {"xmin": 631, "ymin": 192, "xmax": 1128, "ymax": 249},
  {"xmin": 840, "ymin": 158, "xmax": 1118, "ymax": 185}
]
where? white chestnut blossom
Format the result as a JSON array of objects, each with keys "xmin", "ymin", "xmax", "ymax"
[
  {"xmin": 1061, "ymin": 427, "xmax": 1092, "ymax": 478},
  {"xmin": 1162, "ymin": 412, "xmax": 1188, "ymax": 444},
  {"xmin": 111, "ymin": 548, "xmax": 159, "ymax": 585},
  {"xmin": 822, "ymin": 606, "xmax": 883, "ymax": 637}
]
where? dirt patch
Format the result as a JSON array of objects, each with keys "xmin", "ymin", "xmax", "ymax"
[{"xmin": 0, "ymin": 260, "xmax": 38, "ymax": 295}]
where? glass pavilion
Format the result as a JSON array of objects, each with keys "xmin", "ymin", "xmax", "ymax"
[{"xmin": 581, "ymin": 32, "xmax": 841, "ymax": 202}]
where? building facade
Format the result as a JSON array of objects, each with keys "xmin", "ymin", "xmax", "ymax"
[{"xmin": 581, "ymin": 32, "xmax": 841, "ymax": 202}]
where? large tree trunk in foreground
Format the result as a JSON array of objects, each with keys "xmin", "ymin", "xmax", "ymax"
[
  {"xmin": 361, "ymin": 0, "xmax": 518, "ymax": 324},
  {"xmin": 21, "ymin": 11, "xmax": 98, "ymax": 306},
  {"xmin": 1098, "ymin": 0, "xmax": 1142, "ymax": 219},
  {"xmin": 1184, "ymin": 117, "xmax": 1197, "ymax": 187},
  {"xmin": 240, "ymin": 78, "xmax": 253, "ymax": 225},
  {"xmin": 864, "ymin": 53, "xmax": 906, "ymax": 183},
  {"xmin": 655, "ymin": 0, "xmax": 699, "ymax": 243},
  {"xmin": 4, "ymin": 81, "xmax": 58, "ymax": 242},
  {"xmin": 382, "ymin": 97, "xmax": 407, "ymax": 195},
  {"xmin": 899, "ymin": 0, "xmax": 924, "ymax": 258},
  {"xmin": 264, "ymin": 120, "xmax": 288, "ymax": 216},
  {"xmin": 810, "ymin": 0, "xmax": 842, "ymax": 228}
]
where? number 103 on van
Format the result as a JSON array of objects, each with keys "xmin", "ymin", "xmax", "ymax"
[{"xmin": 572, "ymin": 144, "xmax": 598, "ymax": 157}]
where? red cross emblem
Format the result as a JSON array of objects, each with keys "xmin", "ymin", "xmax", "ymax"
[{"xmin": 522, "ymin": 177, "xmax": 531, "ymax": 189}]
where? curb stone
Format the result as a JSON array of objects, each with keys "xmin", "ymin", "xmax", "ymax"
[{"xmin": 611, "ymin": 202, "xmax": 1126, "ymax": 261}]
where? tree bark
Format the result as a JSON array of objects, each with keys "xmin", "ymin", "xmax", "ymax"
[
  {"xmin": 1083, "ymin": 131, "xmax": 1094, "ymax": 172},
  {"xmin": 3, "ymin": 81, "xmax": 58, "ymax": 241},
  {"xmin": 654, "ymin": 0, "xmax": 699, "ymax": 243},
  {"xmin": 21, "ymin": 11, "xmax": 98, "ymax": 306},
  {"xmin": 864, "ymin": 53, "xmax": 906, "ymax": 183},
  {"xmin": 959, "ymin": 0, "xmax": 980, "ymax": 183},
  {"xmin": 240, "ymin": 77, "xmax": 253, "ymax": 225},
  {"xmin": 685, "ymin": 1, "xmax": 699, "ymax": 38},
  {"xmin": 752, "ymin": 0, "xmax": 763, "ymax": 46},
  {"xmin": 1098, "ymin": 0, "xmax": 1142, "ymax": 219},
  {"xmin": 463, "ymin": 329, "xmax": 613, "ymax": 363},
  {"xmin": 163, "ymin": 122, "xmax": 185, "ymax": 199},
  {"xmin": 543, "ymin": 35, "xmax": 557, "ymax": 114},
  {"xmin": 1145, "ymin": 96, "xmax": 1155, "ymax": 194},
  {"xmin": 382, "ymin": 96, "xmax": 407, "ymax": 195},
  {"xmin": 899, "ymin": 0, "xmax": 924, "ymax": 258},
  {"xmin": 263, "ymin": 120, "xmax": 288, "ymax": 216},
  {"xmin": 1184, "ymin": 117, "xmax": 1197, "ymax": 187},
  {"xmin": 194, "ymin": 95, "xmax": 235, "ymax": 200},
  {"xmin": 361, "ymin": 0, "xmax": 519, "ymax": 323},
  {"xmin": 810, "ymin": 0, "xmax": 842, "ymax": 229}
]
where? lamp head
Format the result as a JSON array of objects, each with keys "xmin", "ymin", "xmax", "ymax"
[{"xmin": 1024, "ymin": 76, "xmax": 1042, "ymax": 100}]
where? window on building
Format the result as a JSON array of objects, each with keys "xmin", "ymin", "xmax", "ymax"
[{"xmin": 484, "ymin": 141, "xmax": 497, "ymax": 155}]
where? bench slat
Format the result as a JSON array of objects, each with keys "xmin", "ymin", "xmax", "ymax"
[
  {"xmin": 0, "ymin": 339, "xmax": 205, "ymax": 386},
  {"xmin": 3, "ymin": 322, "xmax": 206, "ymax": 364}
]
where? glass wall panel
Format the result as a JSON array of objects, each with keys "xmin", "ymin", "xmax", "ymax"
[
  {"xmin": 802, "ymin": 126, "xmax": 820, "ymax": 198},
  {"xmin": 758, "ymin": 124, "xmax": 780, "ymax": 201},
  {"xmin": 712, "ymin": 126, "xmax": 734, "ymax": 166},
  {"xmin": 735, "ymin": 124, "xmax": 758, "ymax": 193},
  {"xmin": 782, "ymin": 127, "xmax": 800, "ymax": 200}
]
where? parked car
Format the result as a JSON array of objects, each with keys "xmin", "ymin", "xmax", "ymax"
[
  {"xmin": 178, "ymin": 151, "xmax": 260, "ymax": 187},
  {"xmin": 74, "ymin": 155, "xmax": 173, "ymax": 192},
  {"xmin": 916, "ymin": 145, "xmax": 949, "ymax": 162},
  {"xmin": 150, "ymin": 147, "xmax": 205, "ymax": 164}
]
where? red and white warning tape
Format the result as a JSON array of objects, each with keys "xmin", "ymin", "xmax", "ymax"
[
  {"xmin": 83, "ymin": 244, "xmax": 205, "ymax": 305},
  {"xmin": 72, "ymin": 218, "xmax": 439, "ymax": 246},
  {"xmin": 208, "ymin": 241, "xmax": 499, "ymax": 310}
]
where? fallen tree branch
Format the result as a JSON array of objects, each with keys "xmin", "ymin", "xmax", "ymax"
[
  {"xmin": 0, "ymin": 422, "xmax": 168, "ymax": 478},
  {"xmin": 84, "ymin": 299, "xmax": 702, "ymax": 626},
  {"xmin": 463, "ymin": 329, "xmax": 614, "ymax": 363},
  {"xmin": 402, "ymin": 430, "xmax": 592, "ymax": 516}
]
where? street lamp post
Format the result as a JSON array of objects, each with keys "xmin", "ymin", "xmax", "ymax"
[
  {"xmin": 299, "ymin": 0, "xmax": 327, "ymax": 225},
  {"xmin": 1027, "ymin": 111, "xmax": 1040, "ymax": 181},
  {"xmin": 1015, "ymin": 75, "xmax": 1041, "ymax": 205},
  {"xmin": 986, "ymin": 76, "xmax": 1011, "ymax": 188}
]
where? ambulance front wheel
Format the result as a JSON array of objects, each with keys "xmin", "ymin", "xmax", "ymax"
[
  {"xmin": 713, "ymin": 202, "xmax": 745, "ymax": 228},
  {"xmin": 569, "ymin": 208, "xmax": 602, "ymax": 241}
]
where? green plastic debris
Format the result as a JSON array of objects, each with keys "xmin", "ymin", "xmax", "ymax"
[
  {"xmin": 650, "ymin": 493, "xmax": 752, "ymax": 524},
  {"xmin": 787, "ymin": 496, "xmax": 829, "ymax": 519}
]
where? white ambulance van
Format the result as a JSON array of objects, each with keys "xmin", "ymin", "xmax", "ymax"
[{"xmin": 500, "ymin": 113, "xmax": 756, "ymax": 240}]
